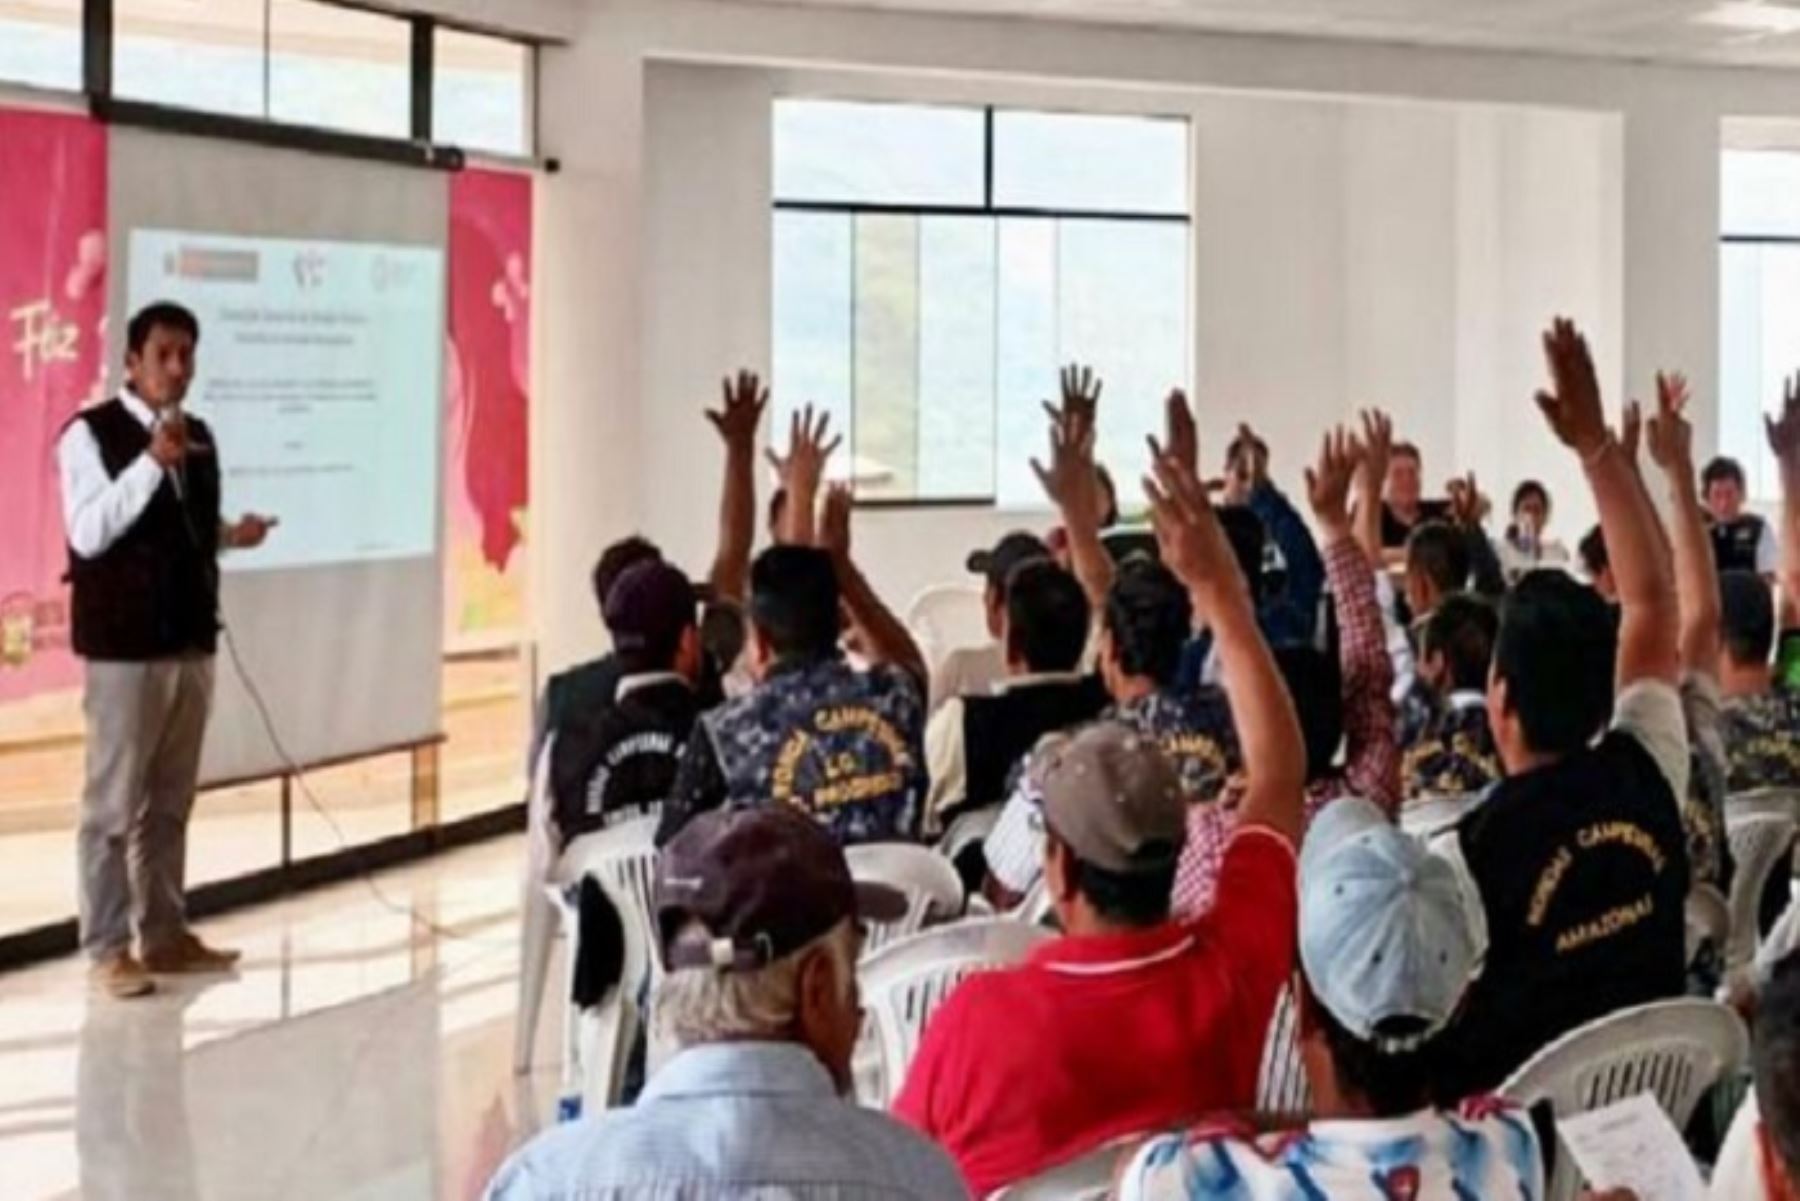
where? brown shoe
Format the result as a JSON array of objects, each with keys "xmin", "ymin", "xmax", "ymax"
[
  {"xmin": 90, "ymin": 952, "xmax": 156, "ymax": 999},
  {"xmin": 142, "ymin": 933, "xmax": 241, "ymax": 974}
]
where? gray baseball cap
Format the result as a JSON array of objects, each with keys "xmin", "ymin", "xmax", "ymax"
[
  {"xmin": 1038, "ymin": 722, "xmax": 1187, "ymax": 874},
  {"xmin": 1299, "ymin": 798, "xmax": 1486, "ymax": 1054}
]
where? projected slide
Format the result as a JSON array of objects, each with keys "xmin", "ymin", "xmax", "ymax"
[{"xmin": 127, "ymin": 229, "xmax": 445, "ymax": 573}]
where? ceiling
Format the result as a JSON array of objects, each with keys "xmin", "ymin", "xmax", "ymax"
[{"xmin": 716, "ymin": 0, "xmax": 1800, "ymax": 70}]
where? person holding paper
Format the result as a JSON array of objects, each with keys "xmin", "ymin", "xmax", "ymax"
[{"xmin": 59, "ymin": 301, "xmax": 275, "ymax": 999}]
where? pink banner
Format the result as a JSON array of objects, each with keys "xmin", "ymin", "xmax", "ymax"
[
  {"xmin": 0, "ymin": 109, "xmax": 108, "ymax": 703},
  {"xmin": 445, "ymin": 168, "xmax": 531, "ymax": 644}
]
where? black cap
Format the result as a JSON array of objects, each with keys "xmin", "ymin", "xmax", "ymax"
[
  {"xmin": 655, "ymin": 808, "xmax": 907, "ymax": 972},
  {"xmin": 603, "ymin": 560, "xmax": 697, "ymax": 653},
  {"xmin": 966, "ymin": 531, "xmax": 1050, "ymax": 588}
]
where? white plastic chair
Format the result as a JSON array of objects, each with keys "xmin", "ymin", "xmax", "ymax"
[
  {"xmin": 854, "ymin": 918, "xmax": 1052, "ymax": 1105},
  {"xmin": 906, "ymin": 584, "xmax": 988, "ymax": 678},
  {"xmin": 1726, "ymin": 787, "xmax": 1800, "ymax": 825},
  {"xmin": 845, "ymin": 842, "xmax": 965, "ymax": 956},
  {"xmin": 1499, "ymin": 998, "xmax": 1749, "ymax": 1201},
  {"xmin": 1685, "ymin": 882, "xmax": 1730, "ymax": 971},
  {"xmin": 987, "ymin": 1133, "xmax": 1152, "ymax": 1200},
  {"xmin": 1254, "ymin": 982, "xmax": 1313, "ymax": 1119},
  {"xmin": 546, "ymin": 815, "xmax": 661, "ymax": 1112},
  {"xmin": 939, "ymin": 806, "xmax": 1002, "ymax": 867},
  {"xmin": 1725, "ymin": 811, "xmax": 1797, "ymax": 975}
]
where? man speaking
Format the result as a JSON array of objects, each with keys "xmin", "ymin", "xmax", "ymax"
[{"xmin": 58, "ymin": 301, "xmax": 275, "ymax": 999}]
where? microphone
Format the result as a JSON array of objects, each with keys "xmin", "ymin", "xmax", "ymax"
[{"xmin": 155, "ymin": 403, "xmax": 189, "ymax": 502}]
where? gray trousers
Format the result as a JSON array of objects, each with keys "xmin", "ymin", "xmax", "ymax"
[{"xmin": 77, "ymin": 656, "xmax": 215, "ymax": 959}]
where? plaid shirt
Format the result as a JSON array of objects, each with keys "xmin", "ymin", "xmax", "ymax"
[{"xmin": 1172, "ymin": 537, "xmax": 1399, "ymax": 917}]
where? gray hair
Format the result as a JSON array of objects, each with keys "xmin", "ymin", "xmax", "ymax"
[{"xmin": 649, "ymin": 919, "xmax": 858, "ymax": 1064}]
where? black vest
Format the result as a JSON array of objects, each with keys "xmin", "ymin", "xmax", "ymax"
[
  {"xmin": 1709, "ymin": 513, "xmax": 1768, "ymax": 575},
  {"xmin": 961, "ymin": 675, "xmax": 1110, "ymax": 809},
  {"xmin": 67, "ymin": 399, "xmax": 222, "ymax": 661},
  {"xmin": 549, "ymin": 677, "xmax": 700, "ymax": 841}
]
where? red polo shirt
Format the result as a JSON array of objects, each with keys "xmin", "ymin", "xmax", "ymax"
[{"xmin": 891, "ymin": 825, "xmax": 1298, "ymax": 1196}]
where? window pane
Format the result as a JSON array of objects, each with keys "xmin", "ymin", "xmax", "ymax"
[
  {"xmin": 918, "ymin": 218, "xmax": 997, "ymax": 499},
  {"xmin": 0, "ymin": 0, "xmax": 81, "ymax": 91},
  {"xmin": 269, "ymin": 0, "xmax": 411, "ymax": 139},
  {"xmin": 115, "ymin": 0, "xmax": 266, "ymax": 119},
  {"xmin": 853, "ymin": 215, "xmax": 921, "ymax": 498},
  {"xmin": 773, "ymin": 210, "xmax": 853, "ymax": 464},
  {"xmin": 1723, "ymin": 150, "xmax": 1800, "ymax": 238},
  {"xmin": 434, "ymin": 27, "xmax": 532, "ymax": 157},
  {"xmin": 774, "ymin": 99, "xmax": 985, "ymax": 207},
  {"xmin": 995, "ymin": 219, "xmax": 1057, "ymax": 509},
  {"xmin": 993, "ymin": 110, "xmax": 1189, "ymax": 215},
  {"xmin": 1720, "ymin": 243, "xmax": 1800, "ymax": 500}
]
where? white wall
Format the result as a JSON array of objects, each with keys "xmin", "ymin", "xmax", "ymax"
[{"xmin": 531, "ymin": 0, "xmax": 1776, "ymax": 671}]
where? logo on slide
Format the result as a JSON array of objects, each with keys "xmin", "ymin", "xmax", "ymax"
[{"xmin": 292, "ymin": 250, "xmax": 326, "ymax": 290}]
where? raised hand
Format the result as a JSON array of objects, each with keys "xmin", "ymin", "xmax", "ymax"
[
  {"xmin": 1767, "ymin": 371, "xmax": 1800, "ymax": 470},
  {"xmin": 1044, "ymin": 364, "xmax": 1103, "ymax": 442},
  {"xmin": 1030, "ymin": 406, "xmax": 1099, "ymax": 520},
  {"xmin": 820, "ymin": 482, "xmax": 853, "ymax": 559},
  {"xmin": 1535, "ymin": 317, "xmax": 1608, "ymax": 458},
  {"xmin": 1358, "ymin": 409, "xmax": 1393, "ymax": 490},
  {"xmin": 1620, "ymin": 399, "xmax": 1643, "ymax": 466},
  {"xmin": 765, "ymin": 404, "xmax": 842, "ymax": 498},
  {"xmin": 1645, "ymin": 372, "xmax": 1693, "ymax": 475},
  {"xmin": 1163, "ymin": 388, "xmax": 1198, "ymax": 476},
  {"xmin": 1305, "ymin": 426, "xmax": 1363, "ymax": 541},
  {"xmin": 706, "ymin": 369, "xmax": 768, "ymax": 450},
  {"xmin": 1445, "ymin": 472, "xmax": 1490, "ymax": 528},
  {"xmin": 1143, "ymin": 434, "xmax": 1243, "ymax": 603}
]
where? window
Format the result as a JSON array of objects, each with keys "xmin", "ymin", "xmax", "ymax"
[
  {"xmin": 269, "ymin": 0, "xmax": 411, "ymax": 140},
  {"xmin": 433, "ymin": 27, "xmax": 533, "ymax": 157},
  {"xmin": 0, "ymin": 0, "xmax": 82, "ymax": 91},
  {"xmin": 772, "ymin": 100, "xmax": 1191, "ymax": 507},
  {"xmin": 114, "ymin": 0, "xmax": 267, "ymax": 118},
  {"xmin": 1721, "ymin": 150, "xmax": 1800, "ymax": 500}
]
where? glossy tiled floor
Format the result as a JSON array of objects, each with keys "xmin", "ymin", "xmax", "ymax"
[{"xmin": 0, "ymin": 835, "xmax": 563, "ymax": 1201}]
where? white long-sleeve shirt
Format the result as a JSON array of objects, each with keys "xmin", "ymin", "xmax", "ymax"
[{"xmin": 57, "ymin": 389, "xmax": 170, "ymax": 559}]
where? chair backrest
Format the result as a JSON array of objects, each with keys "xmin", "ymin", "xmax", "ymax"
[
  {"xmin": 1398, "ymin": 793, "xmax": 1481, "ymax": 840},
  {"xmin": 988, "ymin": 1133, "xmax": 1151, "ymax": 1200},
  {"xmin": 562, "ymin": 866, "xmax": 654, "ymax": 1114},
  {"xmin": 845, "ymin": 842, "xmax": 966, "ymax": 955},
  {"xmin": 1500, "ymin": 998, "xmax": 1749, "ymax": 1201},
  {"xmin": 906, "ymin": 584, "xmax": 988, "ymax": 676},
  {"xmin": 1254, "ymin": 983, "xmax": 1313, "ymax": 1119},
  {"xmin": 1727, "ymin": 787, "xmax": 1800, "ymax": 825},
  {"xmin": 855, "ymin": 918, "xmax": 1052, "ymax": 1105},
  {"xmin": 1726, "ymin": 812, "xmax": 1797, "ymax": 973},
  {"xmin": 1685, "ymin": 883, "xmax": 1730, "ymax": 971},
  {"xmin": 557, "ymin": 814, "xmax": 663, "ymax": 983}
]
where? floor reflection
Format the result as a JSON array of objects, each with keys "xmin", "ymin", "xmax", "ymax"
[{"xmin": 0, "ymin": 836, "xmax": 561, "ymax": 1201}]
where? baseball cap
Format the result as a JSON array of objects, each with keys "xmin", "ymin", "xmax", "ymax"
[
  {"xmin": 1037, "ymin": 722, "xmax": 1187, "ymax": 874},
  {"xmin": 966, "ymin": 531, "xmax": 1050, "ymax": 588},
  {"xmin": 603, "ymin": 559, "xmax": 698, "ymax": 654},
  {"xmin": 655, "ymin": 807, "xmax": 908, "ymax": 972},
  {"xmin": 1299, "ymin": 798, "xmax": 1487, "ymax": 1054}
]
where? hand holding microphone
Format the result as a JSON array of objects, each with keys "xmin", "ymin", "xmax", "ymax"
[{"xmin": 148, "ymin": 408, "xmax": 189, "ymax": 469}]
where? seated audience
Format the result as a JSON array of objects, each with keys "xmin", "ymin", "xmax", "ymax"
[
  {"xmin": 1712, "ymin": 948, "xmax": 1800, "ymax": 1201},
  {"xmin": 1637, "ymin": 376, "xmax": 1729, "ymax": 890},
  {"xmin": 1499, "ymin": 478, "xmax": 1573, "ymax": 581},
  {"xmin": 1223, "ymin": 421, "xmax": 1327, "ymax": 649},
  {"xmin": 1400, "ymin": 593, "xmax": 1502, "ymax": 804},
  {"xmin": 1705, "ymin": 454, "xmax": 1779, "ymax": 579},
  {"xmin": 923, "ymin": 558, "xmax": 1106, "ymax": 831},
  {"xmin": 1173, "ymin": 425, "xmax": 1400, "ymax": 916},
  {"xmin": 485, "ymin": 808, "xmax": 966, "ymax": 1200},
  {"xmin": 980, "ymin": 558, "xmax": 1240, "ymax": 908},
  {"xmin": 1432, "ymin": 319, "xmax": 1691, "ymax": 1102},
  {"xmin": 893, "ymin": 439, "xmax": 1307, "ymax": 1195},
  {"xmin": 1119, "ymin": 797, "xmax": 1544, "ymax": 1201},
  {"xmin": 931, "ymin": 531, "xmax": 1049, "ymax": 714},
  {"xmin": 537, "ymin": 561, "xmax": 705, "ymax": 867},
  {"xmin": 660, "ymin": 464, "xmax": 929, "ymax": 846}
]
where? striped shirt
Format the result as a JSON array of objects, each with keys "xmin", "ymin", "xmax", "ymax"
[{"xmin": 484, "ymin": 1042, "xmax": 967, "ymax": 1200}]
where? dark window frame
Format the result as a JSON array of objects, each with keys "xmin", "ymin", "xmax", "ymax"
[{"xmin": 772, "ymin": 98, "xmax": 1193, "ymax": 508}]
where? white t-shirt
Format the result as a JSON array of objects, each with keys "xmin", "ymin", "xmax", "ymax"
[
  {"xmin": 1119, "ymin": 1102, "xmax": 1544, "ymax": 1201},
  {"xmin": 928, "ymin": 642, "xmax": 1005, "ymax": 715}
]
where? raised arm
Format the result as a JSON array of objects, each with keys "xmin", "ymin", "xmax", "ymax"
[
  {"xmin": 820, "ymin": 483, "xmax": 928, "ymax": 687},
  {"xmin": 1145, "ymin": 411, "xmax": 1306, "ymax": 844},
  {"xmin": 1644, "ymin": 373, "xmax": 1721, "ymax": 677},
  {"xmin": 1033, "ymin": 365, "xmax": 1114, "ymax": 608},
  {"xmin": 1309, "ymin": 428, "xmax": 1401, "ymax": 814},
  {"xmin": 1355, "ymin": 410, "xmax": 1392, "ymax": 569},
  {"xmin": 765, "ymin": 405, "xmax": 840, "ymax": 548},
  {"xmin": 1535, "ymin": 318, "xmax": 1679, "ymax": 689},
  {"xmin": 1239, "ymin": 422, "xmax": 1326, "ymax": 626},
  {"xmin": 1768, "ymin": 374, "xmax": 1800, "ymax": 630},
  {"xmin": 705, "ymin": 370, "xmax": 767, "ymax": 604}
]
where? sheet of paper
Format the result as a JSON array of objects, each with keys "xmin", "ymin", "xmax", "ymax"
[{"xmin": 1557, "ymin": 1092, "xmax": 1707, "ymax": 1201}]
